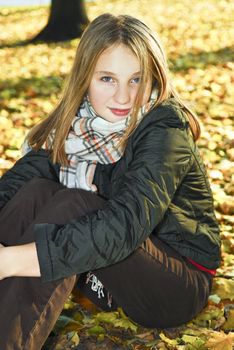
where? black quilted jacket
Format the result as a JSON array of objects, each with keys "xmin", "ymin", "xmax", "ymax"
[{"xmin": 0, "ymin": 99, "xmax": 221, "ymax": 282}]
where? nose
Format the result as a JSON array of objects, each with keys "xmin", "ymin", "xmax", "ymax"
[{"xmin": 114, "ymin": 84, "xmax": 131, "ymax": 105}]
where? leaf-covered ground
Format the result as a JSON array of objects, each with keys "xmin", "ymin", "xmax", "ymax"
[{"xmin": 0, "ymin": 1, "xmax": 233, "ymax": 349}]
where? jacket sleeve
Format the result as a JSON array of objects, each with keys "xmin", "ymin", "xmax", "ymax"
[
  {"xmin": 0, "ymin": 149, "xmax": 59, "ymax": 210},
  {"xmin": 34, "ymin": 121, "xmax": 192, "ymax": 282}
]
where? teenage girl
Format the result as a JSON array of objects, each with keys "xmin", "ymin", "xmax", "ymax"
[{"xmin": 0, "ymin": 13, "xmax": 220, "ymax": 350}]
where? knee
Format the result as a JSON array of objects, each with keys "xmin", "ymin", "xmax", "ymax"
[
  {"xmin": 51, "ymin": 188, "xmax": 106, "ymax": 215},
  {"xmin": 15, "ymin": 178, "xmax": 63, "ymax": 204},
  {"xmin": 24, "ymin": 178, "xmax": 61, "ymax": 193},
  {"xmin": 51, "ymin": 188, "xmax": 91, "ymax": 208},
  {"xmin": 51, "ymin": 187, "xmax": 77, "ymax": 200}
]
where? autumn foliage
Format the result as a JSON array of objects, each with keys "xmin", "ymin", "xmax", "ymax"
[{"xmin": 0, "ymin": 1, "xmax": 233, "ymax": 349}]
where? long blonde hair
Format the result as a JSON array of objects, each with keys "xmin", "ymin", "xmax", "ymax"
[{"xmin": 27, "ymin": 13, "xmax": 200, "ymax": 165}]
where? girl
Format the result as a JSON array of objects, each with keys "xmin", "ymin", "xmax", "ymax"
[{"xmin": 0, "ymin": 13, "xmax": 220, "ymax": 350}]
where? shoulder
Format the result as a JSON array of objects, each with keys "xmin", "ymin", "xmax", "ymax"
[
  {"xmin": 123, "ymin": 99, "xmax": 193, "ymax": 165},
  {"xmin": 138, "ymin": 98, "xmax": 189, "ymax": 131},
  {"xmin": 129, "ymin": 98, "xmax": 190, "ymax": 147},
  {"xmin": 1, "ymin": 149, "xmax": 59, "ymax": 181},
  {"xmin": 17, "ymin": 148, "xmax": 52, "ymax": 164}
]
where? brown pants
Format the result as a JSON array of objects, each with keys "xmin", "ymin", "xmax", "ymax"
[{"xmin": 0, "ymin": 178, "xmax": 212, "ymax": 350}]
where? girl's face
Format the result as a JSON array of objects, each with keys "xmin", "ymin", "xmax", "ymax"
[{"xmin": 88, "ymin": 44, "xmax": 152, "ymax": 123}]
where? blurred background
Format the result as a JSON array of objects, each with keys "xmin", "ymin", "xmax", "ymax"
[{"xmin": 0, "ymin": 0, "xmax": 49, "ymax": 5}]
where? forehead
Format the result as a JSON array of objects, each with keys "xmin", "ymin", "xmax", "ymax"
[{"xmin": 94, "ymin": 44, "xmax": 140, "ymax": 75}]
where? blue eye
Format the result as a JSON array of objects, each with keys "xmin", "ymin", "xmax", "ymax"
[
  {"xmin": 101, "ymin": 76, "xmax": 113, "ymax": 82},
  {"xmin": 131, "ymin": 77, "xmax": 140, "ymax": 84}
]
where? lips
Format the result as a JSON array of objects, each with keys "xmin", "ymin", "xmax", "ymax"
[{"xmin": 109, "ymin": 108, "xmax": 131, "ymax": 116}]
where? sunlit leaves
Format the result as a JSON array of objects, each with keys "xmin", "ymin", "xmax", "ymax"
[
  {"xmin": 212, "ymin": 278, "xmax": 234, "ymax": 302},
  {"xmin": 205, "ymin": 331, "xmax": 234, "ymax": 350}
]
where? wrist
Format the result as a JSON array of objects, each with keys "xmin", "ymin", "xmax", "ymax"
[
  {"xmin": 0, "ymin": 246, "xmax": 18, "ymax": 278},
  {"xmin": 14, "ymin": 243, "xmax": 41, "ymax": 277},
  {"xmin": 0, "ymin": 244, "xmax": 41, "ymax": 278}
]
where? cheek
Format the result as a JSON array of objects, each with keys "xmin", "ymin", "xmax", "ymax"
[{"xmin": 88, "ymin": 84, "xmax": 113, "ymax": 105}]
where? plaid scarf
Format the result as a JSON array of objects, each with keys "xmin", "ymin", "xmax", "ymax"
[
  {"xmin": 59, "ymin": 98, "xmax": 127, "ymax": 191},
  {"xmin": 60, "ymin": 91, "xmax": 157, "ymax": 191}
]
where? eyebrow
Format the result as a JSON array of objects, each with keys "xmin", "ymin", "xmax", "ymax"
[{"xmin": 95, "ymin": 70, "xmax": 141, "ymax": 76}]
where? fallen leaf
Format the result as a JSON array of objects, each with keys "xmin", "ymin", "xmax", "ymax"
[
  {"xmin": 205, "ymin": 331, "xmax": 234, "ymax": 350},
  {"xmin": 222, "ymin": 309, "xmax": 234, "ymax": 332},
  {"xmin": 213, "ymin": 278, "xmax": 234, "ymax": 301}
]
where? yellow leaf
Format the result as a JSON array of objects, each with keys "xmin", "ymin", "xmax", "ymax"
[
  {"xmin": 205, "ymin": 331, "xmax": 234, "ymax": 350},
  {"xmin": 213, "ymin": 278, "xmax": 234, "ymax": 301},
  {"xmin": 68, "ymin": 331, "xmax": 80, "ymax": 346},
  {"xmin": 159, "ymin": 332, "xmax": 178, "ymax": 346}
]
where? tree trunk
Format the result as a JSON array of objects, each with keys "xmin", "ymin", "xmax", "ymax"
[{"xmin": 31, "ymin": 0, "xmax": 89, "ymax": 42}]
